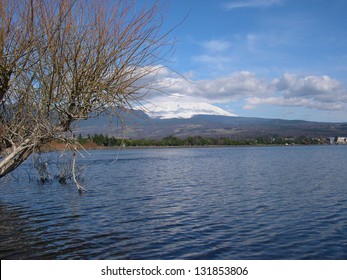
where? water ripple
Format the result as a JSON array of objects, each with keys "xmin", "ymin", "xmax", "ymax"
[{"xmin": 1, "ymin": 146, "xmax": 347, "ymax": 259}]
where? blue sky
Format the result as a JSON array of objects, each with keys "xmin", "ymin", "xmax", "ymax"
[{"xmin": 148, "ymin": 0, "xmax": 347, "ymax": 122}]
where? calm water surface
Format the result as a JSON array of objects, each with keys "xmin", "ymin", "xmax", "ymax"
[{"xmin": 1, "ymin": 146, "xmax": 347, "ymax": 259}]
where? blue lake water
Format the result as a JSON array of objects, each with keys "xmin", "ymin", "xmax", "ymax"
[{"xmin": 1, "ymin": 145, "xmax": 347, "ymax": 259}]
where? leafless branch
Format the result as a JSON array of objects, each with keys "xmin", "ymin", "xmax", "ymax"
[{"xmin": 0, "ymin": 0, "xmax": 174, "ymax": 189}]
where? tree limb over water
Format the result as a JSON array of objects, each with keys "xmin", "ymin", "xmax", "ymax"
[{"xmin": 0, "ymin": 0, "xmax": 173, "ymax": 187}]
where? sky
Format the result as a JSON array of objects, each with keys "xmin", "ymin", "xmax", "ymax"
[{"xmin": 144, "ymin": 0, "xmax": 347, "ymax": 122}]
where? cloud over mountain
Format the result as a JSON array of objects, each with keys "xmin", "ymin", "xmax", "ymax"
[{"xmin": 146, "ymin": 67, "xmax": 347, "ymax": 117}]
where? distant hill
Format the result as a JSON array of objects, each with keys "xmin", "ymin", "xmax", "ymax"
[{"xmin": 75, "ymin": 109, "xmax": 347, "ymax": 140}]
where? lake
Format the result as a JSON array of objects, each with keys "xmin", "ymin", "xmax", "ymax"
[{"xmin": 1, "ymin": 145, "xmax": 347, "ymax": 259}]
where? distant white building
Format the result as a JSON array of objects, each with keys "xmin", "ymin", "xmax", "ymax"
[
  {"xmin": 328, "ymin": 137, "xmax": 335, "ymax": 145},
  {"xmin": 336, "ymin": 137, "xmax": 347, "ymax": 144}
]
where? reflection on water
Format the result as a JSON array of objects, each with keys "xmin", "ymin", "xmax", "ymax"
[{"xmin": 1, "ymin": 146, "xmax": 347, "ymax": 259}]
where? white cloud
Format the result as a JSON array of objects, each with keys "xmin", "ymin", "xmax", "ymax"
[
  {"xmin": 146, "ymin": 66, "xmax": 347, "ymax": 114},
  {"xmin": 274, "ymin": 74, "xmax": 343, "ymax": 99},
  {"xmin": 244, "ymin": 74, "xmax": 347, "ymax": 111},
  {"xmin": 192, "ymin": 39, "xmax": 234, "ymax": 73},
  {"xmin": 151, "ymin": 70, "xmax": 272, "ymax": 103},
  {"xmin": 198, "ymin": 71, "xmax": 273, "ymax": 101},
  {"xmin": 202, "ymin": 39, "xmax": 231, "ymax": 53},
  {"xmin": 224, "ymin": 0, "xmax": 284, "ymax": 10},
  {"xmin": 192, "ymin": 54, "xmax": 234, "ymax": 72},
  {"xmin": 244, "ymin": 97, "xmax": 344, "ymax": 111}
]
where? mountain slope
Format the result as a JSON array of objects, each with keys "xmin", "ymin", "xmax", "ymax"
[{"xmin": 75, "ymin": 110, "xmax": 347, "ymax": 140}]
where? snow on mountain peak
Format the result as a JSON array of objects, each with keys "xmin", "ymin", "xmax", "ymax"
[{"xmin": 142, "ymin": 101, "xmax": 236, "ymax": 119}]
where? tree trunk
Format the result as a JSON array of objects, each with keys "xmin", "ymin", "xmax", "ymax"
[{"xmin": 0, "ymin": 139, "xmax": 34, "ymax": 178}]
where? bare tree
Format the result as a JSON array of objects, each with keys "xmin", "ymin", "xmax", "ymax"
[{"xmin": 0, "ymin": 0, "xmax": 172, "ymax": 184}]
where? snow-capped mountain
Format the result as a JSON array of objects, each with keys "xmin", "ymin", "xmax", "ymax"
[
  {"xmin": 142, "ymin": 101, "xmax": 236, "ymax": 119},
  {"xmin": 76, "ymin": 107, "xmax": 347, "ymax": 140}
]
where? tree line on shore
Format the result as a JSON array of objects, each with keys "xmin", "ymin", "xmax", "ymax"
[{"xmin": 78, "ymin": 134, "xmax": 322, "ymax": 147}]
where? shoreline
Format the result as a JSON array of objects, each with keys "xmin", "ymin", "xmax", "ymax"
[{"xmin": 42, "ymin": 142, "xmax": 331, "ymax": 152}]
